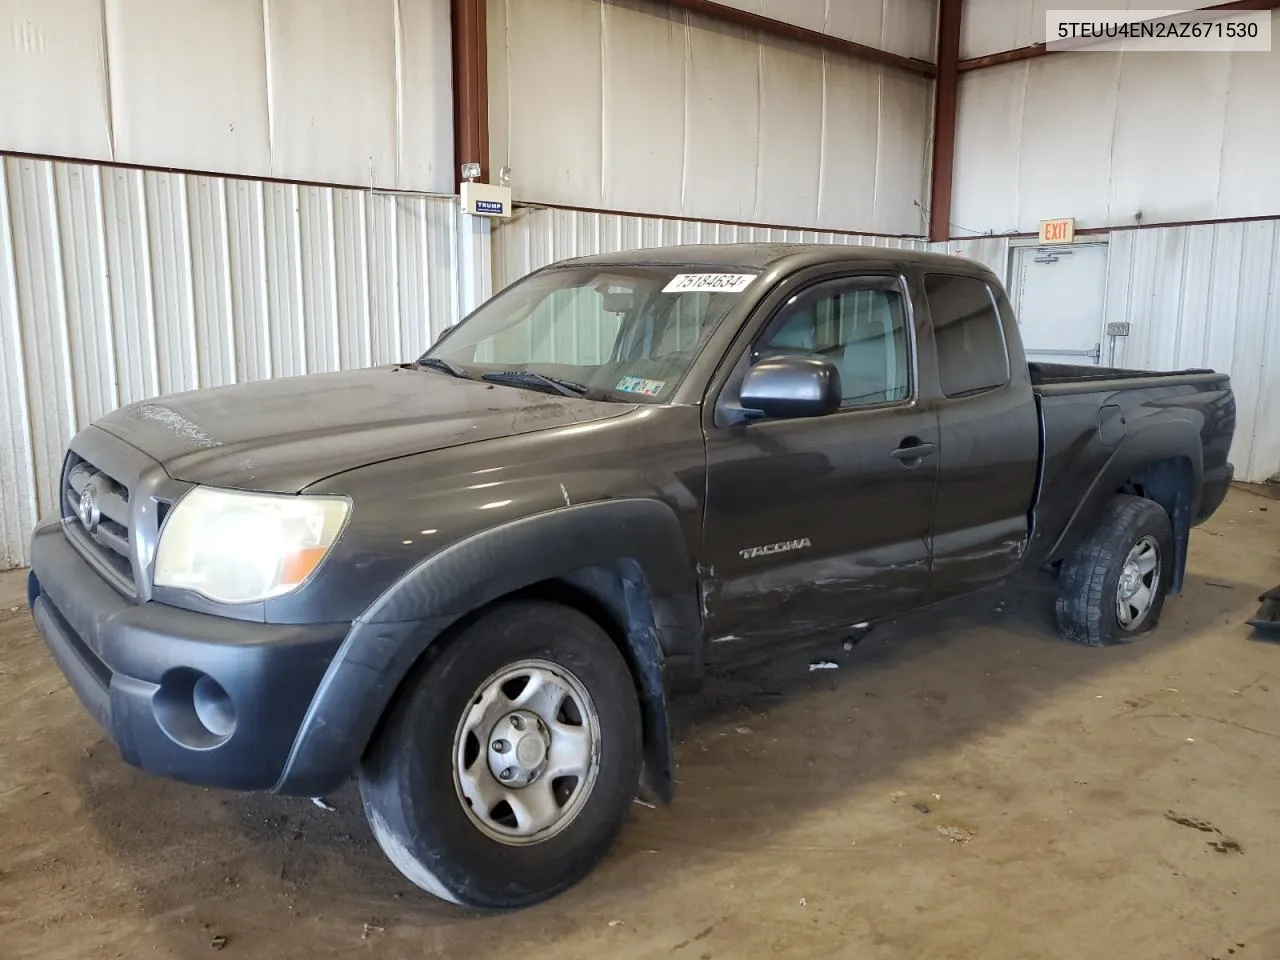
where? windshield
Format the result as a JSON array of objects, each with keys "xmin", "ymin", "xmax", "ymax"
[{"xmin": 423, "ymin": 265, "xmax": 759, "ymax": 402}]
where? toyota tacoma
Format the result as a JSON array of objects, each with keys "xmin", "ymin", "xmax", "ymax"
[{"xmin": 28, "ymin": 244, "xmax": 1236, "ymax": 908}]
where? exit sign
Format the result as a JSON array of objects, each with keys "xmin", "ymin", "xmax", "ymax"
[{"xmin": 1039, "ymin": 218, "xmax": 1076, "ymax": 244}]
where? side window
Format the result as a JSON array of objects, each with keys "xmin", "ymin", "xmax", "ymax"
[
  {"xmin": 755, "ymin": 285, "xmax": 911, "ymax": 407},
  {"xmin": 924, "ymin": 274, "xmax": 1009, "ymax": 398}
]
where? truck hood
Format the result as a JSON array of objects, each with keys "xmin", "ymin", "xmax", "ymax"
[{"xmin": 95, "ymin": 366, "xmax": 636, "ymax": 493}]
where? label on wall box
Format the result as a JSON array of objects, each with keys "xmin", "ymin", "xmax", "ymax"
[{"xmin": 1039, "ymin": 218, "xmax": 1076, "ymax": 244}]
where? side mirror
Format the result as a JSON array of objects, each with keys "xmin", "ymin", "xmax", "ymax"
[{"xmin": 739, "ymin": 355, "xmax": 841, "ymax": 419}]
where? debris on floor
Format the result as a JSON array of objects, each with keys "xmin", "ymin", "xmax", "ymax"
[
  {"xmin": 937, "ymin": 825, "xmax": 974, "ymax": 844},
  {"xmin": 210, "ymin": 935, "xmax": 228, "ymax": 951},
  {"xmin": 1165, "ymin": 811, "xmax": 1244, "ymax": 854},
  {"xmin": 913, "ymin": 802, "xmax": 931, "ymax": 815},
  {"xmin": 361, "ymin": 922, "xmax": 384, "ymax": 939},
  {"xmin": 310, "ymin": 797, "xmax": 336, "ymax": 812},
  {"xmin": 809, "ymin": 661, "xmax": 839, "ymax": 672}
]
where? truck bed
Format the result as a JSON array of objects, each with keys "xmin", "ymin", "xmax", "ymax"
[
  {"xmin": 1028, "ymin": 361, "xmax": 1218, "ymax": 392},
  {"xmin": 1026, "ymin": 362, "xmax": 1235, "ymax": 575}
]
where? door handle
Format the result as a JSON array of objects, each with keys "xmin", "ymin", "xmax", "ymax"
[{"xmin": 890, "ymin": 438, "xmax": 936, "ymax": 463}]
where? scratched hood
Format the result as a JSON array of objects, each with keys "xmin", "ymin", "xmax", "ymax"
[{"xmin": 95, "ymin": 366, "xmax": 634, "ymax": 493}]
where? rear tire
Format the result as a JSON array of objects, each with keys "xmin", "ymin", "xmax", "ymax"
[
  {"xmin": 1055, "ymin": 494, "xmax": 1173, "ymax": 647},
  {"xmin": 359, "ymin": 601, "xmax": 643, "ymax": 909}
]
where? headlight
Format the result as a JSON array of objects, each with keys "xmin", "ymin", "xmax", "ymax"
[{"xmin": 154, "ymin": 487, "xmax": 351, "ymax": 604}]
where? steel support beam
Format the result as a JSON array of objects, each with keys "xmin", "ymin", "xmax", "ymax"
[
  {"xmin": 959, "ymin": 0, "xmax": 1280, "ymax": 72},
  {"xmin": 650, "ymin": 0, "xmax": 937, "ymax": 77},
  {"xmin": 928, "ymin": 0, "xmax": 963, "ymax": 243},
  {"xmin": 451, "ymin": 0, "xmax": 489, "ymax": 188}
]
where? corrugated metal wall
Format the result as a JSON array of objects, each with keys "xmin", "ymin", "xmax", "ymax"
[
  {"xmin": 492, "ymin": 204, "xmax": 930, "ymax": 289},
  {"xmin": 938, "ymin": 227, "xmax": 1280, "ymax": 485},
  {"xmin": 1104, "ymin": 222, "xmax": 1280, "ymax": 485},
  {"xmin": 0, "ymin": 154, "xmax": 462, "ymax": 569}
]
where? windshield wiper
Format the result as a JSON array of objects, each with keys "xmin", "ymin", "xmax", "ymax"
[
  {"xmin": 414, "ymin": 356, "xmax": 471, "ymax": 379},
  {"xmin": 481, "ymin": 370, "xmax": 589, "ymax": 398}
]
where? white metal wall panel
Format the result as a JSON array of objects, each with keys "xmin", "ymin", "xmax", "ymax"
[
  {"xmin": 1108, "ymin": 52, "xmax": 1231, "ymax": 226},
  {"xmin": 0, "ymin": 155, "xmax": 461, "ymax": 569},
  {"xmin": 953, "ymin": 11, "xmax": 1280, "ymax": 234},
  {"xmin": 491, "ymin": 205, "xmax": 929, "ymax": 290},
  {"xmin": 0, "ymin": 163, "xmax": 40, "ymax": 570},
  {"xmin": 681, "ymin": 17, "xmax": 761, "ymax": 222},
  {"xmin": 711, "ymin": 0, "xmax": 938, "ymax": 61},
  {"xmin": 105, "ymin": 0, "xmax": 272, "ymax": 176},
  {"xmin": 601, "ymin": 1, "xmax": 687, "ymax": 215},
  {"xmin": 960, "ymin": 0, "xmax": 1234, "ymax": 60},
  {"xmin": 0, "ymin": 0, "xmax": 453, "ymax": 194},
  {"xmin": 756, "ymin": 39, "xmax": 825, "ymax": 228},
  {"xmin": 1218, "ymin": 36, "xmax": 1280, "ymax": 220},
  {"xmin": 819, "ymin": 57, "xmax": 881, "ymax": 230},
  {"xmin": 1104, "ymin": 222, "xmax": 1280, "ymax": 484},
  {"xmin": 266, "ymin": 0, "xmax": 400, "ymax": 190},
  {"xmin": 0, "ymin": 0, "xmax": 114, "ymax": 161},
  {"xmin": 488, "ymin": 0, "xmax": 933, "ymax": 235}
]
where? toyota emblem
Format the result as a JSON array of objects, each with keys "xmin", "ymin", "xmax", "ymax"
[{"xmin": 78, "ymin": 485, "xmax": 101, "ymax": 533}]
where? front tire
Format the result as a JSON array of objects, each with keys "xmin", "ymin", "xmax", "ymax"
[
  {"xmin": 1055, "ymin": 494, "xmax": 1173, "ymax": 646},
  {"xmin": 359, "ymin": 600, "xmax": 642, "ymax": 909}
]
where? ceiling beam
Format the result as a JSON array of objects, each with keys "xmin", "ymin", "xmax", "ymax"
[
  {"xmin": 451, "ymin": 0, "xmax": 490, "ymax": 188},
  {"xmin": 959, "ymin": 0, "xmax": 1280, "ymax": 72},
  {"xmin": 650, "ymin": 0, "xmax": 937, "ymax": 77},
  {"xmin": 928, "ymin": 0, "xmax": 963, "ymax": 242}
]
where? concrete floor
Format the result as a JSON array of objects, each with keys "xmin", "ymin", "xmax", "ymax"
[{"xmin": 1, "ymin": 488, "xmax": 1278, "ymax": 960}]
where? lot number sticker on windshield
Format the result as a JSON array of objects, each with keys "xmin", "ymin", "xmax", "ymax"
[{"xmin": 662, "ymin": 273, "xmax": 756, "ymax": 294}]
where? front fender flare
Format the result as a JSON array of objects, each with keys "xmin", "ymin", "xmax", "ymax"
[{"xmin": 273, "ymin": 499, "xmax": 700, "ymax": 798}]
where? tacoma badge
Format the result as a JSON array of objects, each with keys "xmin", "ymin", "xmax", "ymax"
[{"xmin": 739, "ymin": 538, "xmax": 812, "ymax": 560}]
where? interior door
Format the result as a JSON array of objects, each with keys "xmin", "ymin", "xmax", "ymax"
[
  {"xmin": 1014, "ymin": 243, "xmax": 1109, "ymax": 365},
  {"xmin": 700, "ymin": 275, "xmax": 940, "ymax": 657}
]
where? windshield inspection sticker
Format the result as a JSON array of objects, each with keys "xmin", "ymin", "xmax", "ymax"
[
  {"xmin": 616, "ymin": 376, "xmax": 666, "ymax": 397},
  {"xmin": 662, "ymin": 273, "xmax": 756, "ymax": 294}
]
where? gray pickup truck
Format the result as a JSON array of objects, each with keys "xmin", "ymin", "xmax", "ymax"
[{"xmin": 28, "ymin": 244, "xmax": 1235, "ymax": 909}]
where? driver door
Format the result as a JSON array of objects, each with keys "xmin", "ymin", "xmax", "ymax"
[{"xmin": 700, "ymin": 274, "xmax": 939, "ymax": 657}]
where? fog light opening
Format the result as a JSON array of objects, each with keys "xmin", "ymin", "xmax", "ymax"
[
  {"xmin": 153, "ymin": 668, "xmax": 237, "ymax": 749},
  {"xmin": 193, "ymin": 675, "xmax": 236, "ymax": 739}
]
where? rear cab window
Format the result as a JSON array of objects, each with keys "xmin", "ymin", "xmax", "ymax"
[{"xmin": 923, "ymin": 273, "xmax": 1010, "ymax": 398}]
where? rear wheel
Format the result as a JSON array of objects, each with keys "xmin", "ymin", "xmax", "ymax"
[
  {"xmin": 359, "ymin": 601, "xmax": 642, "ymax": 909},
  {"xmin": 1055, "ymin": 494, "xmax": 1173, "ymax": 646}
]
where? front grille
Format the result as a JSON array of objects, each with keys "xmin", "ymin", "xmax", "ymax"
[{"xmin": 62, "ymin": 453, "xmax": 135, "ymax": 592}]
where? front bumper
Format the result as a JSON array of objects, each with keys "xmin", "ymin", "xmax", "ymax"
[{"xmin": 28, "ymin": 521, "xmax": 349, "ymax": 792}]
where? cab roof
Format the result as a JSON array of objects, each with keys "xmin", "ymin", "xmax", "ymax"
[{"xmin": 554, "ymin": 242, "xmax": 976, "ymax": 273}]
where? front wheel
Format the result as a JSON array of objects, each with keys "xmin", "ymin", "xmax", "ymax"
[
  {"xmin": 1055, "ymin": 494, "xmax": 1174, "ymax": 646},
  {"xmin": 358, "ymin": 600, "xmax": 643, "ymax": 909}
]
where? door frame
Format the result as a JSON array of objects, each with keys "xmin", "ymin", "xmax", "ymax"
[
  {"xmin": 1007, "ymin": 239, "xmax": 1115, "ymax": 366},
  {"xmin": 696, "ymin": 265, "xmax": 942, "ymax": 652}
]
